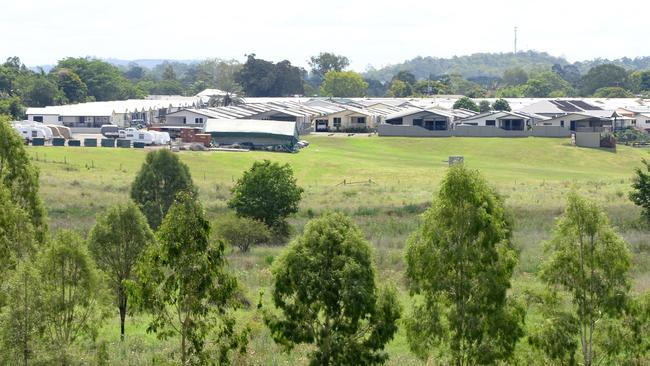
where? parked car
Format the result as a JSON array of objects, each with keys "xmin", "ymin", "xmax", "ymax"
[{"xmin": 100, "ymin": 124, "xmax": 120, "ymax": 138}]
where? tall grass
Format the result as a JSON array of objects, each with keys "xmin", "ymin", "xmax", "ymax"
[{"xmin": 25, "ymin": 136, "xmax": 650, "ymax": 365}]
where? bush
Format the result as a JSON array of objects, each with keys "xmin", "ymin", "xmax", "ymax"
[
  {"xmin": 228, "ymin": 160, "xmax": 303, "ymax": 237},
  {"xmin": 215, "ymin": 214, "xmax": 272, "ymax": 252}
]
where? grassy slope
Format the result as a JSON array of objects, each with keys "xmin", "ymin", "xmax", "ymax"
[{"xmin": 27, "ymin": 136, "xmax": 650, "ymax": 365}]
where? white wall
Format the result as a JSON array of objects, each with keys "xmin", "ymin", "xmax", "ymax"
[
  {"xmin": 27, "ymin": 114, "xmax": 59, "ymax": 124},
  {"xmin": 165, "ymin": 111, "xmax": 211, "ymax": 126}
]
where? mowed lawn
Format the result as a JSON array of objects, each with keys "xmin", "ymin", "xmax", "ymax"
[{"xmin": 26, "ymin": 136, "xmax": 650, "ymax": 365}]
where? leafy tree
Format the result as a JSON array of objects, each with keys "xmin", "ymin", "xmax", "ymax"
[
  {"xmin": 639, "ymin": 70, "xmax": 650, "ymax": 92},
  {"xmin": 265, "ymin": 212, "xmax": 401, "ymax": 365},
  {"xmin": 630, "ymin": 159, "xmax": 650, "ymax": 224},
  {"xmin": 0, "ymin": 185, "xmax": 34, "ymax": 291},
  {"xmin": 365, "ymin": 78, "xmax": 389, "ymax": 97},
  {"xmin": 308, "ymin": 52, "xmax": 350, "ymax": 79},
  {"xmin": 492, "ymin": 98, "xmax": 512, "ymax": 111},
  {"xmin": 392, "ymin": 70, "xmax": 416, "ymax": 86},
  {"xmin": 541, "ymin": 192, "xmax": 631, "ymax": 366},
  {"xmin": 39, "ymin": 230, "xmax": 106, "ymax": 365},
  {"xmin": 0, "ymin": 120, "xmax": 48, "ymax": 242},
  {"xmin": 55, "ymin": 68, "xmax": 88, "ymax": 103},
  {"xmin": 195, "ymin": 58, "xmax": 242, "ymax": 94},
  {"xmin": 228, "ymin": 160, "xmax": 303, "ymax": 235},
  {"xmin": 580, "ymin": 64, "xmax": 628, "ymax": 96},
  {"xmin": 496, "ymin": 85, "xmax": 525, "ymax": 98},
  {"xmin": 412, "ymin": 79, "xmax": 447, "ymax": 96},
  {"xmin": 553, "ymin": 64, "xmax": 582, "ymax": 85},
  {"xmin": 234, "ymin": 54, "xmax": 303, "ymax": 97},
  {"xmin": 527, "ymin": 290, "xmax": 579, "ymax": 365},
  {"xmin": 320, "ymin": 70, "xmax": 368, "ymax": 97},
  {"xmin": 53, "ymin": 57, "xmax": 137, "ymax": 101},
  {"xmin": 386, "ymin": 79, "xmax": 412, "ymax": 97},
  {"xmin": 502, "ymin": 67, "xmax": 529, "ymax": 86},
  {"xmin": 518, "ymin": 71, "xmax": 575, "ymax": 97},
  {"xmin": 88, "ymin": 203, "xmax": 155, "ymax": 340},
  {"xmin": 130, "ymin": 149, "xmax": 195, "ymax": 229},
  {"xmin": 162, "ymin": 63, "xmax": 177, "ymax": 81},
  {"xmin": 214, "ymin": 214, "xmax": 271, "ymax": 252},
  {"xmin": 130, "ymin": 192, "xmax": 247, "ymax": 364},
  {"xmin": 0, "ymin": 96, "xmax": 26, "ymax": 119},
  {"xmin": 123, "ymin": 62, "xmax": 146, "ymax": 81},
  {"xmin": 593, "ymin": 86, "xmax": 633, "ymax": 98},
  {"xmin": 405, "ymin": 165, "xmax": 524, "ymax": 365},
  {"xmin": 271, "ymin": 60, "xmax": 305, "ymax": 96},
  {"xmin": 478, "ymin": 100, "xmax": 492, "ymax": 112},
  {"xmin": 592, "ymin": 294, "xmax": 650, "ymax": 366},
  {"xmin": 18, "ymin": 75, "xmax": 61, "ymax": 107},
  {"xmin": 235, "ymin": 54, "xmax": 277, "ymax": 97},
  {"xmin": 1, "ymin": 260, "xmax": 44, "ymax": 366},
  {"xmin": 452, "ymin": 96, "xmax": 479, "ymax": 112}
]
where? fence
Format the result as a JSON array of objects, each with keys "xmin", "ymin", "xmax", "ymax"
[{"xmin": 377, "ymin": 124, "xmax": 571, "ymax": 138}]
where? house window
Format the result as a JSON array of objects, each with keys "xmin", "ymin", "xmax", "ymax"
[
  {"xmin": 333, "ymin": 117, "xmax": 341, "ymax": 127},
  {"xmin": 195, "ymin": 117, "xmax": 204, "ymax": 124},
  {"xmin": 58, "ymin": 116, "xmax": 63, "ymax": 122},
  {"xmin": 182, "ymin": 117, "xmax": 187, "ymax": 124},
  {"xmin": 486, "ymin": 120, "xmax": 496, "ymax": 126},
  {"xmin": 560, "ymin": 120, "xmax": 565, "ymax": 127},
  {"xmin": 356, "ymin": 117, "xmax": 366, "ymax": 124},
  {"xmin": 413, "ymin": 118, "xmax": 423, "ymax": 127},
  {"xmin": 33, "ymin": 116, "xmax": 43, "ymax": 122}
]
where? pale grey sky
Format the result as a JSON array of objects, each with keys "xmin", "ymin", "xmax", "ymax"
[{"xmin": 2, "ymin": 0, "xmax": 649, "ymax": 70}]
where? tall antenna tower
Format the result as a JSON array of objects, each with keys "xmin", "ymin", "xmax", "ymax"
[{"xmin": 514, "ymin": 26, "xmax": 518, "ymax": 54}]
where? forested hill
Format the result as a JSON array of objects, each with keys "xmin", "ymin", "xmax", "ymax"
[{"xmin": 363, "ymin": 51, "xmax": 650, "ymax": 81}]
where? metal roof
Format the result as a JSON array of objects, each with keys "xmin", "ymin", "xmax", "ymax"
[{"xmin": 203, "ymin": 119, "xmax": 297, "ymax": 137}]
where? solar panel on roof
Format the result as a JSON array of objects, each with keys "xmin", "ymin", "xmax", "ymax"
[
  {"xmin": 569, "ymin": 100, "xmax": 602, "ymax": 110},
  {"xmin": 550, "ymin": 100, "xmax": 582, "ymax": 112}
]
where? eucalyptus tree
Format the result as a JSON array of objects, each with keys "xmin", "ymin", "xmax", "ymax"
[
  {"xmin": 405, "ymin": 165, "xmax": 524, "ymax": 365},
  {"xmin": 541, "ymin": 192, "xmax": 631, "ymax": 366},
  {"xmin": 88, "ymin": 202, "xmax": 155, "ymax": 340}
]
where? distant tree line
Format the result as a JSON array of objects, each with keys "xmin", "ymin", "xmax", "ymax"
[{"xmin": 4, "ymin": 50, "xmax": 650, "ymax": 121}]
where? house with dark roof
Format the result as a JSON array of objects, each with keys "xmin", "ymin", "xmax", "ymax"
[
  {"xmin": 517, "ymin": 99, "xmax": 603, "ymax": 118},
  {"xmin": 384, "ymin": 108, "xmax": 455, "ymax": 130}
]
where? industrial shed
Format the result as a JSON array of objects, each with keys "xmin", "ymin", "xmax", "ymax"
[{"xmin": 203, "ymin": 119, "xmax": 298, "ymax": 149}]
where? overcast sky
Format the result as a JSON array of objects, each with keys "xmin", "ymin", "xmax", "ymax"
[{"xmin": 2, "ymin": 0, "xmax": 649, "ymax": 70}]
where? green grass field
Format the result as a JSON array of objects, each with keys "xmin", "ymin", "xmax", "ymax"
[{"xmin": 26, "ymin": 135, "xmax": 650, "ymax": 365}]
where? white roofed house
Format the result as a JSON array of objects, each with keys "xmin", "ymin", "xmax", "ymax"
[
  {"xmin": 312, "ymin": 106, "xmax": 380, "ymax": 132},
  {"xmin": 457, "ymin": 110, "xmax": 544, "ymax": 131},
  {"xmin": 533, "ymin": 112, "xmax": 614, "ymax": 131},
  {"xmin": 616, "ymin": 106, "xmax": 650, "ymax": 131}
]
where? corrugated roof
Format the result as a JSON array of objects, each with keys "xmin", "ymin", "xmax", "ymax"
[{"xmin": 203, "ymin": 119, "xmax": 297, "ymax": 137}]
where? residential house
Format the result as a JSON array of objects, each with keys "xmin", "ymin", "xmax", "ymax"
[
  {"xmin": 457, "ymin": 111, "xmax": 545, "ymax": 131},
  {"xmin": 384, "ymin": 108, "xmax": 454, "ymax": 130},
  {"xmin": 312, "ymin": 106, "xmax": 379, "ymax": 132}
]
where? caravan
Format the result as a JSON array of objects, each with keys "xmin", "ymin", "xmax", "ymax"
[{"xmin": 13, "ymin": 122, "xmax": 53, "ymax": 141}]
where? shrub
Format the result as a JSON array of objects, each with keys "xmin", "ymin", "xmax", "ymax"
[{"xmin": 215, "ymin": 214, "xmax": 272, "ymax": 252}]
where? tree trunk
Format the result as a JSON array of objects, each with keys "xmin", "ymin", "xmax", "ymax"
[
  {"xmin": 119, "ymin": 288, "xmax": 127, "ymax": 341},
  {"xmin": 181, "ymin": 328, "xmax": 187, "ymax": 365}
]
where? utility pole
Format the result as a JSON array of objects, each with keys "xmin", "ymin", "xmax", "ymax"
[{"xmin": 514, "ymin": 26, "xmax": 518, "ymax": 54}]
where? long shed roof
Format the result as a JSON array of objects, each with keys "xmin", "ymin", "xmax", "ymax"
[{"xmin": 203, "ymin": 119, "xmax": 297, "ymax": 137}]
